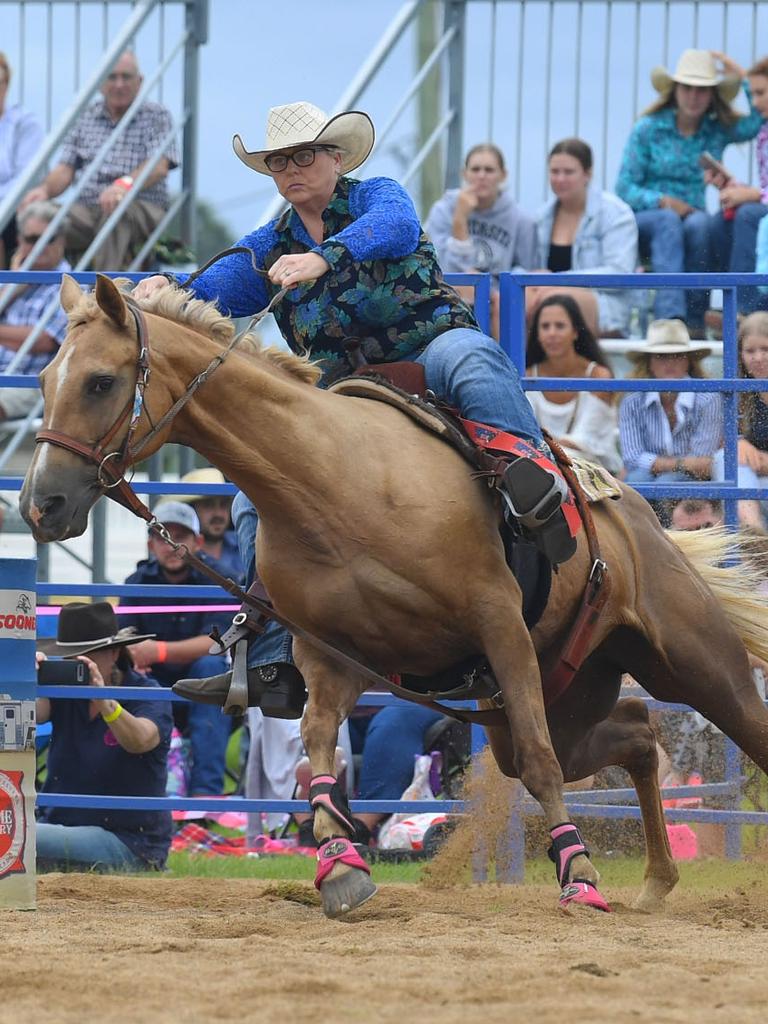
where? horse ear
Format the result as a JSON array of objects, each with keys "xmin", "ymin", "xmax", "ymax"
[
  {"xmin": 59, "ymin": 274, "xmax": 83, "ymax": 313},
  {"xmin": 95, "ymin": 274, "xmax": 128, "ymax": 329}
]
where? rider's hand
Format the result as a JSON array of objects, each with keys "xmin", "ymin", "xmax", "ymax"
[
  {"xmin": 268, "ymin": 252, "xmax": 330, "ymax": 288},
  {"xmin": 133, "ymin": 275, "xmax": 172, "ymax": 301}
]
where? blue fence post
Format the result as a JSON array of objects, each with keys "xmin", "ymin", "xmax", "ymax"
[
  {"xmin": 0, "ymin": 557, "xmax": 37, "ymax": 910},
  {"xmin": 470, "ymin": 720, "xmax": 488, "ymax": 881}
]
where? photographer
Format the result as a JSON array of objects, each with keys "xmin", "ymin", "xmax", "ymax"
[{"xmin": 36, "ymin": 602, "xmax": 173, "ymax": 872}]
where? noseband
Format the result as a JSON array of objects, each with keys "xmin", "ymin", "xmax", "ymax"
[{"xmin": 35, "ymin": 302, "xmax": 154, "ymax": 517}]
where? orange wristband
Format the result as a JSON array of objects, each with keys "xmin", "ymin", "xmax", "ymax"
[{"xmin": 155, "ymin": 640, "xmax": 168, "ymax": 664}]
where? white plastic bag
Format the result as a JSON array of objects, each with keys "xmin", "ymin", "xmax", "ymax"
[{"xmin": 377, "ymin": 754, "xmax": 445, "ymax": 851}]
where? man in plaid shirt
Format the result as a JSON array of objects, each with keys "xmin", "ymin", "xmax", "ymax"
[
  {"xmin": 21, "ymin": 51, "xmax": 179, "ymax": 271},
  {"xmin": 0, "ymin": 199, "xmax": 69, "ymax": 421}
]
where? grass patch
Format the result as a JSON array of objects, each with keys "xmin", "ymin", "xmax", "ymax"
[{"xmin": 166, "ymin": 850, "xmax": 767, "ymax": 889}]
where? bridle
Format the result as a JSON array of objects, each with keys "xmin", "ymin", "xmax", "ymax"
[
  {"xmin": 34, "ymin": 270, "xmax": 287, "ymax": 523},
  {"xmin": 35, "ymin": 301, "xmax": 154, "ymax": 519}
]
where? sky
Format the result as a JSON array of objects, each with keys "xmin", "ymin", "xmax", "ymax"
[{"xmin": 5, "ymin": 0, "xmax": 767, "ymax": 241}]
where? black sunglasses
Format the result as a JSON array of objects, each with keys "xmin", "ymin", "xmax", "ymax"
[{"xmin": 265, "ymin": 146, "xmax": 337, "ymax": 173}]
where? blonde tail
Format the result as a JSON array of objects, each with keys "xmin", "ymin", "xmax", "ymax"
[{"xmin": 668, "ymin": 527, "xmax": 768, "ymax": 664}]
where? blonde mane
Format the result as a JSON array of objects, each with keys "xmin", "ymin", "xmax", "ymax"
[{"xmin": 68, "ymin": 280, "xmax": 323, "ymax": 386}]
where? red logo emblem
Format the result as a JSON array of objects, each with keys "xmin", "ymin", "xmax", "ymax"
[{"xmin": 0, "ymin": 770, "xmax": 27, "ymax": 879}]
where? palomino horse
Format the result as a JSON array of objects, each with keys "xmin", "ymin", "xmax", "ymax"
[{"xmin": 21, "ymin": 276, "xmax": 768, "ymax": 917}]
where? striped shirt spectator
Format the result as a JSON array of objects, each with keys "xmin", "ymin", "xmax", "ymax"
[
  {"xmin": 619, "ymin": 389, "xmax": 723, "ymax": 475},
  {"xmin": 59, "ymin": 100, "xmax": 178, "ymax": 210},
  {"xmin": 0, "ymin": 260, "xmax": 69, "ymax": 375}
]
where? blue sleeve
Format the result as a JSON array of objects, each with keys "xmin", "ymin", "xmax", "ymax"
[
  {"xmin": 182, "ymin": 226, "xmax": 273, "ymax": 317},
  {"xmin": 615, "ymin": 121, "xmax": 663, "ymax": 212},
  {"xmin": 316, "ymin": 177, "xmax": 421, "ymax": 270},
  {"xmin": 727, "ymin": 81, "xmax": 764, "ymax": 143}
]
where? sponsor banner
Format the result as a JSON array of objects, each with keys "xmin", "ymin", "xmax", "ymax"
[
  {"xmin": 0, "ymin": 755, "xmax": 35, "ymax": 909},
  {"xmin": 0, "ymin": 589, "xmax": 36, "ymax": 639}
]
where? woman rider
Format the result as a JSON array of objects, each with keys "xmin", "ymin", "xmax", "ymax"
[{"xmin": 134, "ymin": 101, "xmax": 574, "ymax": 710}]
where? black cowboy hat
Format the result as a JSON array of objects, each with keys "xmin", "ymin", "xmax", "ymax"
[{"xmin": 38, "ymin": 602, "xmax": 155, "ymax": 659}]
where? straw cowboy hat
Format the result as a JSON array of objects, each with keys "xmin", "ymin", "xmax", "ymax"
[
  {"xmin": 650, "ymin": 49, "xmax": 741, "ymax": 104},
  {"xmin": 626, "ymin": 319, "xmax": 712, "ymax": 361},
  {"xmin": 233, "ymin": 101, "xmax": 375, "ymax": 176},
  {"xmin": 176, "ymin": 467, "xmax": 228, "ymax": 506},
  {"xmin": 38, "ymin": 602, "xmax": 155, "ymax": 659}
]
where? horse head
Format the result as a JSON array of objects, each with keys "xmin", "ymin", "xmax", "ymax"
[{"xmin": 20, "ymin": 274, "xmax": 164, "ymax": 542}]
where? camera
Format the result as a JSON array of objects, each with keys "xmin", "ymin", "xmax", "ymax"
[{"xmin": 37, "ymin": 660, "xmax": 91, "ymax": 685}]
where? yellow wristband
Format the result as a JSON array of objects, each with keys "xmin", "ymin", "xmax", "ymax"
[{"xmin": 101, "ymin": 702, "xmax": 124, "ymax": 724}]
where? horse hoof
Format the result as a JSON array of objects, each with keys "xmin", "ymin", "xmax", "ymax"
[
  {"xmin": 321, "ymin": 867, "xmax": 378, "ymax": 919},
  {"xmin": 558, "ymin": 880, "xmax": 612, "ymax": 914}
]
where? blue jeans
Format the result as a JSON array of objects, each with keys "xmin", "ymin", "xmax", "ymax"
[
  {"xmin": 167, "ymin": 654, "xmax": 232, "ymax": 795},
  {"xmin": 349, "ymin": 706, "xmax": 444, "ymax": 799},
  {"xmin": 635, "ymin": 208, "xmax": 710, "ymax": 327},
  {"xmin": 710, "ymin": 203, "xmax": 768, "ymax": 314},
  {"xmin": 37, "ymin": 823, "xmax": 147, "ymax": 871},
  {"xmin": 232, "ymin": 327, "xmax": 544, "ymax": 671}
]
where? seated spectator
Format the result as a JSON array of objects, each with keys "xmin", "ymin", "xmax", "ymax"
[
  {"xmin": 120, "ymin": 501, "xmax": 232, "ymax": 798},
  {"xmin": 712, "ymin": 312, "xmax": 768, "ymax": 529},
  {"xmin": 36, "ymin": 602, "xmax": 173, "ymax": 871},
  {"xmin": 616, "ymin": 49, "xmax": 760, "ymax": 333},
  {"xmin": 669, "ymin": 497, "xmax": 723, "ymax": 531},
  {"xmin": 0, "ymin": 51, "xmax": 43, "ymax": 269},
  {"xmin": 529, "ymin": 138, "xmax": 638, "ymax": 339},
  {"xmin": 525, "ymin": 294, "xmax": 622, "ymax": 473},
  {"xmin": 619, "ymin": 319, "xmax": 722, "ymax": 484},
  {"xmin": 424, "ymin": 143, "xmax": 537, "ymax": 339},
  {"xmin": 177, "ymin": 466, "xmax": 244, "ymax": 582},
  {"xmin": 0, "ymin": 200, "xmax": 70, "ymax": 423},
  {"xmin": 708, "ymin": 57, "xmax": 768, "ymax": 323},
  {"xmin": 20, "ymin": 50, "xmax": 179, "ymax": 271}
]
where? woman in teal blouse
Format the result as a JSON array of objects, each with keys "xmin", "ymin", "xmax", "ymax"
[{"xmin": 616, "ymin": 49, "xmax": 762, "ymax": 332}]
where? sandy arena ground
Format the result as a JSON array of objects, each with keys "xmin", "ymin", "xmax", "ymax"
[{"xmin": 2, "ymin": 872, "xmax": 767, "ymax": 1024}]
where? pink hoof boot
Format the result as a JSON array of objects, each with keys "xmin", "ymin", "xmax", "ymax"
[
  {"xmin": 315, "ymin": 838, "xmax": 377, "ymax": 919},
  {"xmin": 558, "ymin": 880, "xmax": 612, "ymax": 914}
]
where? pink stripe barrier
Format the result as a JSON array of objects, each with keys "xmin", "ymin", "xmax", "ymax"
[{"xmin": 37, "ymin": 604, "xmax": 240, "ymax": 615}]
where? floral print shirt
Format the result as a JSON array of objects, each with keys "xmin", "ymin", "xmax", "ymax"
[
  {"xmin": 616, "ymin": 81, "xmax": 763, "ymax": 212},
  {"xmin": 757, "ymin": 121, "xmax": 768, "ymax": 204},
  {"xmin": 184, "ymin": 176, "xmax": 478, "ymax": 382}
]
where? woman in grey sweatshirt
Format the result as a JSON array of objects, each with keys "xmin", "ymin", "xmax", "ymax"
[{"xmin": 425, "ymin": 144, "xmax": 537, "ymax": 337}]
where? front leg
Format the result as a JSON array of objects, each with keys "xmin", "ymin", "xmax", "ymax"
[
  {"xmin": 482, "ymin": 610, "xmax": 610, "ymax": 914},
  {"xmin": 293, "ymin": 641, "xmax": 377, "ymax": 917}
]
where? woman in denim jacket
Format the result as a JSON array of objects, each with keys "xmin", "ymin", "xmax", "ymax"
[{"xmin": 533, "ymin": 137, "xmax": 638, "ymax": 338}]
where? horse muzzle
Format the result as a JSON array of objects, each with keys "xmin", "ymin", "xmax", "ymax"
[{"xmin": 19, "ymin": 485, "xmax": 90, "ymax": 542}]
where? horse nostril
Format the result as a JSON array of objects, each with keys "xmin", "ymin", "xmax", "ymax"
[{"xmin": 40, "ymin": 494, "xmax": 67, "ymax": 521}]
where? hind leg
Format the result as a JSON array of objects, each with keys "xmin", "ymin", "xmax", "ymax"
[{"xmin": 560, "ymin": 697, "xmax": 679, "ymax": 911}]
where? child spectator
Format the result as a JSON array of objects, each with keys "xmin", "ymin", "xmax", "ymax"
[
  {"xmin": 530, "ymin": 138, "xmax": 638, "ymax": 338},
  {"xmin": 525, "ymin": 294, "xmax": 621, "ymax": 473},
  {"xmin": 424, "ymin": 143, "xmax": 537, "ymax": 339},
  {"xmin": 616, "ymin": 49, "xmax": 760, "ymax": 333},
  {"xmin": 712, "ymin": 311, "xmax": 768, "ymax": 529},
  {"xmin": 619, "ymin": 319, "xmax": 722, "ymax": 483},
  {"xmin": 0, "ymin": 52, "xmax": 43, "ymax": 269}
]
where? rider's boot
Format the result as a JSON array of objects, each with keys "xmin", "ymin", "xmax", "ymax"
[
  {"xmin": 172, "ymin": 662, "xmax": 307, "ymax": 719},
  {"xmin": 500, "ymin": 456, "xmax": 577, "ymax": 565}
]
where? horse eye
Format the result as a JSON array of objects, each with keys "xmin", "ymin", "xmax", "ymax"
[{"xmin": 88, "ymin": 375, "xmax": 115, "ymax": 395}]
